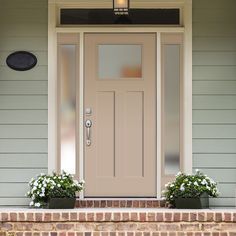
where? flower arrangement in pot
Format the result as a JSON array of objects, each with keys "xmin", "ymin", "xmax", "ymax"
[
  {"xmin": 162, "ymin": 170, "xmax": 219, "ymax": 209},
  {"xmin": 27, "ymin": 171, "xmax": 84, "ymax": 209}
]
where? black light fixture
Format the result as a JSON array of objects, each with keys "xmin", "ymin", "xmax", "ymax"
[{"xmin": 113, "ymin": 0, "xmax": 130, "ymax": 15}]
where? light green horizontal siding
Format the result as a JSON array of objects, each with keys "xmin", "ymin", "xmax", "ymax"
[
  {"xmin": 193, "ymin": 52, "xmax": 236, "ymax": 66},
  {"xmin": 0, "ymin": 66, "xmax": 47, "ymax": 80},
  {"xmin": 0, "ymin": 125, "xmax": 47, "ymax": 138},
  {"xmin": 193, "ymin": 66, "xmax": 236, "ymax": 81},
  {"xmin": 0, "ymin": 110, "xmax": 47, "ymax": 124},
  {"xmin": 0, "ymin": 154, "xmax": 47, "ymax": 168},
  {"xmin": 0, "ymin": 96, "xmax": 47, "ymax": 109},
  {"xmin": 193, "ymin": 95, "xmax": 236, "ymax": 109},
  {"xmin": 0, "ymin": 169, "xmax": 47, "ymax": 183},
  {"xmin": 0, "ymin": 198, "xmax": 30, "ymax": 206},
  {"xmin": 0, "ymin": 0, "xmax": 48, "ymax": 206},
  {"xmin": 193, "ymin": 0, "xmax": 236, "ymax": 207},
  {"xmin": 193, "ymin": 110, "xmax": 236, "ymax": 124},
  {"xmin": 193, "ymin": 125, "xmax": 236, "ymax": 138},
  {"xmin": 0, "ymin": 139, "xmax": 47, "ymax": 153},
  {"xmin": 193, "ymin": 154, "xmax": 236, "ymax": 168},
  {"xmin": 0, "ymin": 81, "xmax": 47, "ymax": 94}
]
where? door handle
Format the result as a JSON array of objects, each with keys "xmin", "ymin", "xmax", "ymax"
[{"xmin": 85, "ymin": 119, "xmax": 92, "ymax": 146}]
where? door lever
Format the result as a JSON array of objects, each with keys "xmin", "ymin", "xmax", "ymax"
[{"xmin": 85, "ymin": 119, "xmax": 92, "ymax": 146}]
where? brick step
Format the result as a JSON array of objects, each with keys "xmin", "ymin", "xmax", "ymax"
[{"xmin": 75, "ymin": 199, "xmax": 166, "ymax": 208}]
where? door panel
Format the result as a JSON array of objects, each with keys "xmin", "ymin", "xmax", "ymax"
[{"xmin": 84, "ymin": 33, "xmax": 156, "ymax": 197}]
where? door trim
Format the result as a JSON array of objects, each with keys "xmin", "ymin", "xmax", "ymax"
[{"xmin": 48, "ymin": 1, "xmax": 192, "ymax": 200}]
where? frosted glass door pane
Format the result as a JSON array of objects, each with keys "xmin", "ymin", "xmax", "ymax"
[
  {"xmin": 164, "ymin": 45, "xmax": 180, "ymax": 175},
  {"xmin": 59, "ymin": 45, "xmax": 76, "ymax": 174},
  {"xmin": 98, "ymin": 45, "xmax": 142, "ymax": 79}
]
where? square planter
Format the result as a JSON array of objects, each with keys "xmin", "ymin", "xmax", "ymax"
[
  {"xmin": 47, "ymin": 198, "xmax": 76, "ymax": 209},
  {"xmin": 174, "ymin": 193, "xmax": 209, "ymax": 209}
]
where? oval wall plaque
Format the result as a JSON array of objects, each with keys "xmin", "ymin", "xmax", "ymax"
[{"xmin": 6, "ymin": 51, "xmax": 37, "ymax": 71}]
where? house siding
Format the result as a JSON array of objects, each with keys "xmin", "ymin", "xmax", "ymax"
[
  {"xmin": 192, "ymin": 0, "xmax": 236, "ymax": 207},
  {"xmin": 0, "ymin": 0, "xmax": 48, "ymax": 206}
]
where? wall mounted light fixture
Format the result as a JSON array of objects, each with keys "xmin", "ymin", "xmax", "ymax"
[{"xmin": 113, "ymin": 0, "xmax": 129, "ymax": 15}]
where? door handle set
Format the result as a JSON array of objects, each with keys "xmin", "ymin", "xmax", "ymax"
[{"xmin": 85, "ymin": 119, "xmax": 92, "ymax": 146}]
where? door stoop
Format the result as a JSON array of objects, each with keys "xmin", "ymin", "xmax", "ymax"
[{"xmin": 75, "ymin": 199, "xmax": 167, "ymax": 208}]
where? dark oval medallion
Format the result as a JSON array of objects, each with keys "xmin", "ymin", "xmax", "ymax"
[{"xmin": 6, "ymin": 51, "xmax": 37, "ymax": 71}]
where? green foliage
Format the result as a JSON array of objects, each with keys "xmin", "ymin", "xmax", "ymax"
[
  {"xmin": 162, "ymin": 170, "xmax": 219, "ymax": 206},
  {"xmin": 27, "ymin": 171, "xmax": 84, "ymax": 208}
]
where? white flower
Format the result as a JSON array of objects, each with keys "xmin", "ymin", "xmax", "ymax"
[
  {"xmin": 29, "ymin": 201, "xmax": 34, "ymax": 206},
  {"xmin": 34, "ymin": 181, "xmax": 38, "ymax": 187},
  {"xmin": 194, "ymin": 181, "xmax": 199, "ymax": 186},
  {"xmin": 176, "ymin": 172, "xmax": 182, "ymax": 177},
  {"xmin": 180, "ymin": 184, "xmax": 185, "ymax": 191},
  {"xmin": 34, "ymin": 202, "xmax": 41, "ymax": 207},
  {"xmin": 201, "ymin": 179, "xmax": 207, "ymax": 185},
  {"xmin": 57, "ymin": 184, "xmax": 61, "ymax": 187}
]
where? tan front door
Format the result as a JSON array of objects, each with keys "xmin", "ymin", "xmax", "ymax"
[{"xmin": 84, "ymin": 33, "xmax": 156, "ymax": 197}]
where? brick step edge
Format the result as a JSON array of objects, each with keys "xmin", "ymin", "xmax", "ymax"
[
  {"xmin": 75, "ymin": 200, "xmax": 166, "ymax": 208},
  {"xmin": 0, "ymin": 211, "xmax": 235, "ymax": 222}
]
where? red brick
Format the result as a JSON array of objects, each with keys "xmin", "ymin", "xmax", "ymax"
[
  {"xmin": 96, "ymin": 213, "xmax": 103, "ymax": 221},
  {"xmin": 10, "ymin": 212, "xmax": 17, "ymax": 221},
  {"xmin": 79, "ymin": 213, "xmax": 86, "ymax": 221},
  {"xmin": 44, "ymin": 213, "xmax": 52, "ymax": 221},
  {"xmin": 35, "ymin": 213, "xmax": 43, "ymax": 221},
  {"xmin": 104, "ymin": 213, "xmax": 111, "ymax": 221},
  {"xmin": 181, "ymin": 223, "xmax": 200, "ymax": 231},
  {"xmin": 133, "ymin": 201, "xmax": 140, "ymax": 208},
  {"xmin": 68, "ymin": 232, "xmax": 75, "ymax": 236},
  {"xmin": 101, "ymin": 200, "xmax": 106, "ymax": 207},
  {"xmin": 87, "ymin": 213, "xmax": 95, "ymax": 221},
  {"xmin": 18, "ymin": 213, "xmax": 25, "ymax": 221},
  {"xmin": 120, "ymin": 200, "xmax": 126, "ymax": 207},
  {"xmin": 70, "ymin": 212, "xmax": 77, "ymax": 221},
  {"xmin": 59, "ymin": 232, "xmax": 66, "ymax": 236},
  {"xmin": 173, "ymin": 213, "xmax": 181, "ymax": 222},
  {"xmin": 122, "ymin": 213, "xmax": 129, "ymax": 221},
  {"xmin": 215, "ymin": 213, "xmax": 223, "ymax": 222},
  {"xmin": 156, "ymin": 213, "xmax": 164, "ymax": 222},
  {"xmin": 153, "ymin": 201, "xmax": 160, "ymax": 208},
  {"xmin": 206, "ymin": 213, "xmax": 214, "ymax": 222},
  {"xmin": 131, "ymin": 213, "xmax": 138, "ymax": 221},
  {"xmin": 61, "ymin": 213, "xmax": 69, "ymax": 221},
  {"xmin": 197, "ymin": 213, "xmax": 205, "ymax": 222},
  {"xmin": 182, "ymin": 213, "xmax": 189, "ymax": 221},
  {"xmin": 114, "ymin": 213, "xmax": 121, "ymax": 221},
  {"xmin": 147, "ymin": 201, "xmax": 153, "ymax": 208},
  {"xmin": 212, "ymin": 233, "xmax": 220, "ymax": 236},
  {"xmin": 1, "ymin": 223, "xmax": 13, "ymax": 231},
  {"xmin": 127, "ymin": 232, "xmax": 134, "ymax": 236},
  {"xmin": 113, "ymin": 201, "xmax": 120, "ymax": 207},
  {"xmin": 53, "ymin": 213, "xmax": 61, "ymax": 221},
  {"xmin": 140, "ymin": 201, "xmax": 146, "ymax": 208},
  {"xmin": 224, "ymin": 213, "xmax": 232, "ymax": 222},
  {"xmin": 107, "ymin": 201, "xmax": 112, "ymax": 207},
  {"xmin": 159, "ymin": 223, "xmax": 180, "ymax": 231},
  {"xmin": 140, "ymin": 213, "xmax": 146, "ymax": 222},
  {"xmin": 76, "ymin": 233, "xmax": 84, "ymax": 236},
  {"xmin": 56, "ymin": 223, "xmax": 74, "ymax": 230},
  {"xmin": 164, "ymin": 212, "xmax": 172, "ymax": 221},
  {"xmin": 147, "ymin": 213, "xmax": 155, "ymax": 221},
  {"xmin": 87, "ymin": 200, "xmax": 93, "ymax": 207},
  {"xmin": 126, "ymin": 201, "xmax": 132, "ymax": 208},
  {"xmin": 1, "ymin": 213, "xmax": 8, "ymax": 221}
]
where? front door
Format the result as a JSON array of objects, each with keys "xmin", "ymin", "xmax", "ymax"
[{"xmin": 84, "ymin": 33, "xmax": 156, "ymax": 197}]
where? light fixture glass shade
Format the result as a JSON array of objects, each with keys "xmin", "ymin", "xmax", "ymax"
[{"xmin": 113, "ymin": 0, "xmax": 129, "ymax": 15}]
